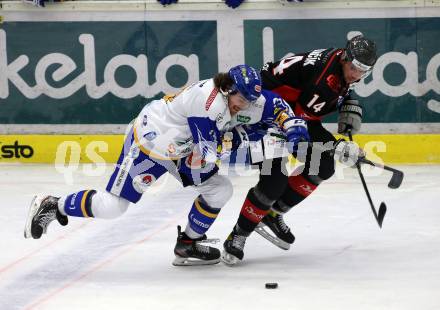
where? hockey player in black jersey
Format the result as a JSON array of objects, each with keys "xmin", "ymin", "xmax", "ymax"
[{"xmin": 222, "ymin": 35, "xmax": 378, "ymax": 265}]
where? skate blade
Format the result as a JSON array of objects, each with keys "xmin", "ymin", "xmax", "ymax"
[
  {"xmin": 255, "ymin": 223, "xmax": 291, "ymax": 250},
  {"xmin": 24, "ymin": 195, "xmax": 48, "ymax": 239},
  {"xmin": 221, "ymin": 251, "xmax": 240, "ymax": 266},
  {"xmin": 172, "ymin": 255, "xmax": 220, "ymax": 266}
]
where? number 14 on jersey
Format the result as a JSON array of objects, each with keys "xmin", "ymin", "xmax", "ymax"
[{"xmin": 307, "ymin": 94, "xmax": 326, "ymax": 113}]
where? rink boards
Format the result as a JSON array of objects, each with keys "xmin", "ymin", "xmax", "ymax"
[
  {"xmin": 1, "ymin": 9, "xmax": 440, "ymax": 165},
  {"xmin": 0, "ymin": 134, "xmax": 439, "ymax": 164}
]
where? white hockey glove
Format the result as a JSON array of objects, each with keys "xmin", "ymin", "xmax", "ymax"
[
  {"xmin": 334, "ymin": 139, "xmax": 366, "ymax": 168},
  {"xmin": 338, "ymin": 99, "xmax": 363, "ymax": 136}
]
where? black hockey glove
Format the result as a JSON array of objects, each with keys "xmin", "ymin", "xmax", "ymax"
[{"xmin": 338, "ymin": 99, "xmax": 363, "ymax": 136}]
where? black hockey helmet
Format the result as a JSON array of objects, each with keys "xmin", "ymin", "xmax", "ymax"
[{"xmin": 345, "ymin": 35, "xmax": 378, "ymax": 73}]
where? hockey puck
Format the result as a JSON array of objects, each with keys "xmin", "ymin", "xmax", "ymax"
[{"xmin": 265, "ymin": 282, "xmax": 278, "ymax": 289}]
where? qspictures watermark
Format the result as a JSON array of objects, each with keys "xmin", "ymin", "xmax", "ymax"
[{"xmin": 53, "ymin": 138, "xmax": 390, "ymax": 190}]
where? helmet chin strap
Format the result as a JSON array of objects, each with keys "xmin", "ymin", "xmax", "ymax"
[{"xmin": 219, "ymin": 88, "xmax": 230, "ymax": 97}]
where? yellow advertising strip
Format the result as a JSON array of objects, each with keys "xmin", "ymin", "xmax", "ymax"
[
  {"xmin": 343, "ymin": 134, "xmax": 440, "ymax": 164},
  {"xmin": 0, "ymin": 135, "xmax": 124, "ymax": 164},
  {"xmin": 0, "ymin": 134, "xmax": 439, "ymax": 164}
]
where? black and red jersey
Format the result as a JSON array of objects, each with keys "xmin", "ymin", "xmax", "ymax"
[{"xmin": 261, "ymin": 48, "xmax": 351, "ymax": 121}]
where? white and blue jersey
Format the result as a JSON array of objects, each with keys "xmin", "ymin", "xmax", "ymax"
[
  {"xmin": 133, "ymin": 79, "xmax": 231, "ymax": 162},
  {"xmin": 227, "ymin": 89, "xmax": 298, "ymax": 149},
  {"xmin": 229, "ymin": 89, "xmax": 291, "ymax": 128},
  {"xmin": 107, "ymin": 78, "xmax": 231, "ymax": 203},
  {"xmin": 106, "ymin": 83, "xmax": 300, "ymax": 203}
]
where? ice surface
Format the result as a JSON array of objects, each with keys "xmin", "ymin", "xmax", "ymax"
[{"xmin": 0, "ymin": 164, "xmax": 439, "ymax": 310}]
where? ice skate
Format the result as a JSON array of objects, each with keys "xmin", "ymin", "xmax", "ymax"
[
  {"xmin": 221, "ymin": 227, "xmax": 248, "ymax": 266},
  {"xmin": 255, "ymin": 211, "xmax": 294, "ymax": 250},
  {"xmin": 172, "ymin": 226, "xmax": 220, "ymax": 266},
  {"xmin": 24, "ymin": 195, "xmax": 68, "ymax": 239}
]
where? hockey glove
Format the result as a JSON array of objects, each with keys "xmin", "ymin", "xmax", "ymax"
[
  {"xmin": 157, "ymin": 0, "xmax": 178, "ymax": 5},
  {"xmin": 225, "ymin": 0, "xmax": 244, "ymax": 9},
  {"xmin": 334, "ymin": 139, "xmax": 366, "ymax": 168},
  {"xmin": 283, "ymin": 117, "xmax": 310, "ymax": 153},
  {"xmin": 338, "ymin": 99, "xmax": 363, "ymax": 136}
]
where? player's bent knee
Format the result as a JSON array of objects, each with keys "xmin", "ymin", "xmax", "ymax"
[
  {"xmin": 92, "ymin": 191, "xmax": 130, "ymax": 219},
  {"xmin": 318, "ymin": 165, "xmax": 335, "ymax": 180},
  {"xmin": 196, "ymin": 174, "xmax": 233, "ymax": 209},
  {"xmin": 217, "ymin": 176, "xmax": 233, "ymax": 201},
  {"xmin": 255, "ymin": 179, "xmax": 285, "ymax": 202},
  {"xmin": 253, "ymin": 184, "xmax": 277, "ymax": 207}
]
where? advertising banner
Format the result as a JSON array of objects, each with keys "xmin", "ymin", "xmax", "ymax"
[
  {"xmin": 1, "ymin": 18, "xmax": 440, "ymax": 125},
  {"xmin": 1, "ymin": 11, "xmax": 439, "ymax": 163},
  {"xmin": 0, "ymin": 21, "xmax": 218, "ymax": 124}
]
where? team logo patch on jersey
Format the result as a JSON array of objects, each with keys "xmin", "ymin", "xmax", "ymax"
[
  {"xmin": 205, "ymin": 88, "xmax": 219, "ymax": 111},
  {"xmin": 185, "ymin": 152, "xmax": 206, "ymax": 169},
  {"xmin": 255, "ymin": 85, "xmax": 261, "ymax": 93},
  {"xmin": 237, "ymin": 115, "xmax": 251, "ymax": 123},
  {"xmin": 132, "ymin": 174, "xmax": 156, "ymax": 194},
  {"xmin": 216, "ymin": 112, "xmax": 225, "ymax": 123},
  {"xmin": 326, "ymin": 74, "xmax": 341, "ymax": 93}
]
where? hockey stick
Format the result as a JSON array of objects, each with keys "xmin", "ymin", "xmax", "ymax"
[
  {"xmin": 270, "ymin": 133, "xmax": 404, "ymax": 189},
  {"xmin": 270, "ymin": 132, "xmax": 404, "ymax": 189},
  {"xmin": 357, "ymin": 158, "xmax": 403, "ymax": 189},
  {"xmin": 348, "ymin": 130, "xmax": 387, "ymax": 228},
  {"xmin": 270, "ymin": 131, "xmax": 400, "ymax": 227}
]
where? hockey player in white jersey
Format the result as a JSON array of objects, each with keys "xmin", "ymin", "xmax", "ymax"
[{"xmin": 24, "ymin": 64, "xmax": 309, "ymax": 266}]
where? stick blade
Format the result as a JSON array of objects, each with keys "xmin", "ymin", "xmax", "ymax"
[
  {"xmin": 388, "ymin": 170, "xmax": 404, "ymax": 189},
  {"xmin": 377, "ymin": 202, "xmax": 387, "ymax": 228}
]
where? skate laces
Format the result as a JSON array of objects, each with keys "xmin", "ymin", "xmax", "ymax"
[
  {"xmin": 194, "ymin": 243, "xmax": 211, "ymax": 254},
  {"xmin": 194, "ymin": 238, "xmax": 220, "ymax": 254},
  {"xmin": 198, "ymin": 238, "xmax": 220, "ymax": 244},
  {"xmin": 38, "ymin": 209, "xmax": 57, "ymax": 228},
  {"xmin": 232, "ymin": 234, "xmax": 246, "ymax": 250},
  {"xmin": 276, "ymin": 214, "xmax": 290, "ymax": 233}
]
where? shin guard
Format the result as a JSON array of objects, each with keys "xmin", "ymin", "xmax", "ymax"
[
  {"xmin": 187, "ymin": 195, "xmax": 220, "ymax": 236},
  {"xmin": 63, "ymin": 190, "xmax": 96, "ymax": 218}
]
